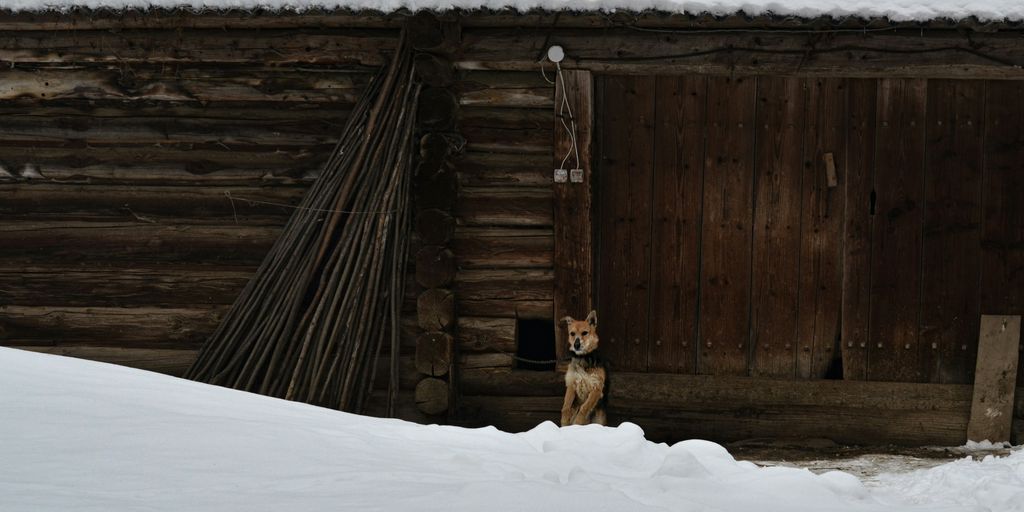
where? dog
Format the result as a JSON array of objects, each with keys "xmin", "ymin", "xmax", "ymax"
[{"xmin": 560, "ymin": 310, "xmax": 608, "ymax": 426}]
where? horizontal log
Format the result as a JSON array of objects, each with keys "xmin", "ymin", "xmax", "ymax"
[
  {"xmin": 0, "ymin": 11, "xmax": 1004, "ymax": 32},
  {"xmin": 0, "ymin": 99, "xmax": 355, "ymax": 121},
  {"xmin": 456, "ymin": 152, "xmax": 550, "ymax": 187},
  {"xmin": 457, "ymin": 187, "xmax": 553, "ymax": 227},
  {"xmin": 0, "ymin": 145, "xmax": 330, "ymax": 186},
  {"xmin": 454, "ymin": 269, "xmax": 554, "ymax": 301},
  {"xmin": 1, "ymin": 184, "xmax": 306, "ymax": 222},
  {"xmin": 457, "ymin": 71, "xmax": 553, "ymax": 109},
  {"xmin": 0, "ymin": 66, "xmax": 371, "ymax": 104},
  {"xmin": 456, "ymin": 316, "xmax": 517, "ymax": 353},
  {"xmin": 0, "ymin": 305, "xmax": 226, "ymax": 349},
  {"xmin": 0, "ymin": 221, "xmax": 281, "ymax": 264},
  {"xmin": 461, "ymin": 368, "xmax": 563, "ymax": 396},
  {"xmin": 461, "ymin": 107, "xmax": 551, "ymax": 154},
  {"xmin": 13, "ymin": 346, "xmax": 198, "ymax": 376},
  {"xmin": 0, "ymin": 11, "xmax": 409, "ymax": 30},
  {"xmin": 0, "ymin": 264, "xmax": 255, "ymax": 307},
  {"xmin": 455, "ymin": 299, "xmax": 553, "ymax": 320},
  {"xmin": 456, "ymin": 29, "xmax": 1024, "ymax": 79},
  {"xmin": 0, "ymin": 28, "xmax": 396, "ymax": 66},
  {"xmin": 459, "ymin": 374, "xmax": 982, "ymax": 445},
  {"xmin": 451, "ymin": 227, "xmax": 553, "ymax": 268},
  {"xmin": 0, "ymin": 115, "xmax": 339, "ymax": 147},
  {"xmin": 459, "ymin": 352, "xmax": 515, "ymax": 370}
]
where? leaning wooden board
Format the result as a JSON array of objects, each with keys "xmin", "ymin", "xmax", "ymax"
[{"xmin": 966, "ymin": 315, "xmax": 1022, "ymax": 443}]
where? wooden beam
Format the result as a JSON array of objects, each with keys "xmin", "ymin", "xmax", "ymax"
[
  {"xmin": 967, "ymin": 315, "xmax": 1022, "ymax": 443},
  {"xmin": 552, "ymin": 69, "xmax": 593, "ymax": 364}
]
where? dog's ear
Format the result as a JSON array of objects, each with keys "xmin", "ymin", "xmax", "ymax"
[
  {"xmin": 586, "ymin": 310, "xmax": 597, "ymax": 327},
  {"xmin": 561, "ymin": 316, "xmax": 574, "ymax": 327}
]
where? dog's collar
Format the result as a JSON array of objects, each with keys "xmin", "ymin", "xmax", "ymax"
[{"xmin": 570, "ymin": 352, "xmax": 602, "ymax": 368}]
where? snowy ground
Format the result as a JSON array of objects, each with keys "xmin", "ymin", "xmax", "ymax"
[{"xmin": 3, "ymin": 347, "xmax": 1024, "ymax": 512}]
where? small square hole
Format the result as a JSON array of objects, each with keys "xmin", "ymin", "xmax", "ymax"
[{"xmin": 516, "ymin": 318, "xmax": 555, "ymax": 371}]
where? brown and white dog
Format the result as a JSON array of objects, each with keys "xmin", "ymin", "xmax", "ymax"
[{"xmin": 560, "ymin": 310, "xmax": 608, "ymax": 426}]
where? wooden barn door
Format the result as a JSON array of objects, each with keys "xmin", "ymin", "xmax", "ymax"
[{"xmin": 592, "ymin": 75, "xmax": 1011, "ymax": 382}]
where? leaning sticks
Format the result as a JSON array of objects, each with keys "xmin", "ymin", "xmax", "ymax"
[{"xmin": 185, "ymin": 33, "xmax": 417, "ymax": 414}]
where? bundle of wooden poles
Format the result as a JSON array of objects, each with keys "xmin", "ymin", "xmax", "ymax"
[{"xmin": 185, "ymin": 33, "xmax": 417, "ymax": 415}]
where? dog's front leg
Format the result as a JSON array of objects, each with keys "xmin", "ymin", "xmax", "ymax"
[
  {"xmin": 573, "ymin": 389, "xmax": 603, "ymax": 425},
  {"xmin": 560, "ymin": 386, "xmax": 576, "ymax": 426}
]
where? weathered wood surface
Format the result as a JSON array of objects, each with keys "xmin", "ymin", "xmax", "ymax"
[
  {"xmin": 796, "ymin": 78, "xmax": 846, "ymax": 379},
  {"xmin": 15, "ymin": 346, "xmax": 198, "ymax": 376},
  {"xmin": 456, "ymin": 187, "xmax": 553, "ymax": 227},
  {"xmin": 415, "ymin": 332, "xmax": 453, "ymax": 377},
  {"xmin": 749, "ymin": 76, "xmax": 804, "ymax": 378},
  {"xmin": 456, "ymin": 29, "xmax": 1024, "ymax": 79},
  {"xmin": 596, "ymin": 75, "xmax": 654, "ymax": 372},
  {"xmin": 646, "ymin": 76, "xmax": 704, "ymax": 373},
  {"xmin": 0, "ymin": 184, "xmax": 304, "ymax": 221},
  {"xmin": 457, "ymin": 152, "xmax": 549, "ymax": 187},
  {"xmin": 0, "ymin": 265, "xmax": 254, "ymax": 307},
  {"xmin": 450, "ymin": 227, "xmax": 552, "ymax": 268},
  {"xmin": 414, "ymin": 377, "xmax": 450, "ymax": 415},
  {"xmin": 967, "ymin": 316, "xmax": 1022, "ymax": 443},
  {"xmin": 456, "ymin": 316, "xmax": 516, "ymax": 353},
  {"xmin": 0, "ymin": 305, "xmax": 226, "ymax": 349},
  {"xmin": 840, "ymin": 79, "xmax": 878, "ymax": 381},
  {"xmin": 920, "ymin": 80, "xmax": 984, "ymax": 384},
  {"xmin": 982, "ymin": 82, "xmax": 1024, "ymax": 337},
  {"xmin": 0, "ymin": 221, "xmax": 282, "ymax": 264},
  {"xmin": 868, "ymin": 78, "xmax": 928, "ymax": 382},
  {"xmin": 552, "ymin": 69, "xmax": 593, "ymax": 364},
  {"xmin": 460, "ymin": 372, "xmax": 978, "ymax": 445},
  {"xmin": 417, "ymin": 289, "xmax": 455, "ymax": 331},
  {"xmin": 698, "ymin": 76, "xmax": 756, "ymax": 376}
]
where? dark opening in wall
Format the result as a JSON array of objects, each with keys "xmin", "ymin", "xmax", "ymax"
[
  {"xmin": 825, "ymin": 347, "xmax": 843, "ymax": 380},
  {"xmin": 516, "ymin": 318, "xmax": 555, "ymax": 371}
]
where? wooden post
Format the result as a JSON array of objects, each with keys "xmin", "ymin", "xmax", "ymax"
[
  {"xmin": 967, "ymin": 315, "xmax": 1022, "ymax": 443},
  {"xmin": 552, "ymin": 69, "xmax": 594, "ymax": 365}
]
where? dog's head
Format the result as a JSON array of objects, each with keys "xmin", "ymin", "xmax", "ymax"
[{"xmin": 561, "ymin": 310, "xmax": 599, "ymax": 356}]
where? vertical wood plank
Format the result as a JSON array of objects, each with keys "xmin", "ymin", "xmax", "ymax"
[
  {"xmin": 966, "ymin": 315, "xmax": 1021, "ymax": 443},
  {"xmin": 868, "ymin": 78, "xmax": 928, "ymax": 382},
  {"xmin": 841, "ymin": 78, "xmax": 878, "ymax": 381},
  {"xmin": 749, "ymin": 76, "xmax": 805, "ymax": 378},
  {"xmin": 796, "ymin": 78, "xmax": 848, "ymax": 379},
  {"xmin": 982, "ymin": 81, "xmax": 1024, "ymax": 385},
  {"xmin": 553, "ymin": 69, "xmax": 593, "ymax": 364},
  {"xmin": 699, "ymin": 75, "xmax": 757, "ymax": 376},
  {"xmin": 596, "ymin": 75, "xmax": 655, "ymax": 372},
  {"xmin": 648, "ymin": 75, "xmax": 706, "ymax": 374},
  {"xmin": 920, "ymin": 79, "xmax": 984, "ymax": 384}
]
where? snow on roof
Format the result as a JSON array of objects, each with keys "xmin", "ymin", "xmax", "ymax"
[{"xmin": 3, "ymin": 0, "xmax": 1024, "ymax": 22}]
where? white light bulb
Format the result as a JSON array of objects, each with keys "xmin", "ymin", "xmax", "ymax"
[{"xmin": 547, "ymin": 45, "xmax": 565, "ymax": 63}]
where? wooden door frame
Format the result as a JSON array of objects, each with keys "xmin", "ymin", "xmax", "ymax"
[{"xmin": 552, "ymin": 69, "xmax": 595, "ymax": 365}]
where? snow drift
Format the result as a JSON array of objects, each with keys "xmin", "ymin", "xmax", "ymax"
[{"xmin": 2, "ymin": 346, "xmax": 1023, "ymax": 511}]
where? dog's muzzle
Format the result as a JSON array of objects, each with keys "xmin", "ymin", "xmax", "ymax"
[{"xmin": 573, "ymin": 339, "xmax": 581, "ymax": 351}]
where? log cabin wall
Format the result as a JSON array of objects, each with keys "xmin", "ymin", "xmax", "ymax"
[
  {"xmin": 1, "ymin": 11, "xmax": 1023, "ymax": 444},
  {"xmin": 444, "ymin": 14, "xmax": 1024, "ymax": 444},
  {"xmin": 0, "ymin": 13, "xmax": 427, "ymax": 414}
]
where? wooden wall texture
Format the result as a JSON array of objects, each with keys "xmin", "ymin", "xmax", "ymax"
[
  {"xmin": 593, "ymin": 76, "xmax": 1024, "ymax": 385},
  {"xmin": 0, "ymin": 19, "xmax": 400, "ymax": 383}
]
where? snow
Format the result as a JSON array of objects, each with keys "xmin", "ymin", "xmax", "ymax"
[
  {"xmin": 3, "ymin": 0, "xmax": 1024, "ymax": 22},
  {"xmin": 3, "ymin": 346, "xmax": 1024, "ymax": 512}
]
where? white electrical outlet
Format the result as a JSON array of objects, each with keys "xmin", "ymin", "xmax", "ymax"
[
  {"xmin": 554, "ymin": 168, "xmax": 568, "ymax": 183},
  {"xmin": 570, "ymin": 168, "xmax": 584, "ymax": 183}
]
